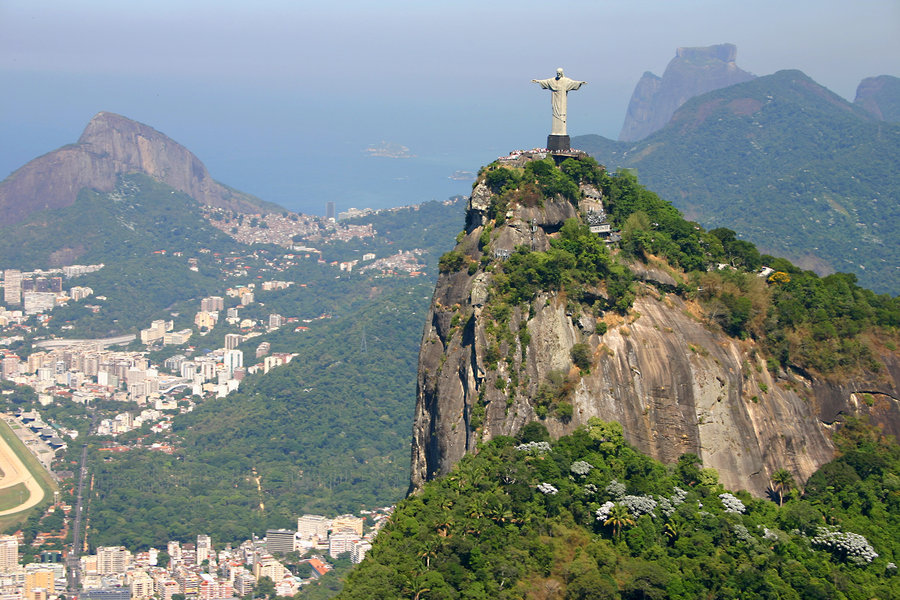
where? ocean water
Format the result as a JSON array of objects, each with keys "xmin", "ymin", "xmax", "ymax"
[{"xmin": 0, "ymin": 72, "xmax": 562, "ymax": 217}]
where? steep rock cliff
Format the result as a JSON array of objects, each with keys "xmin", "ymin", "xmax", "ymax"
[
  {"xmin": 0, "ymin": 112, "xmax": 272, "ymax": 226},
  {"xmin": 411, "ymin": 170, "xmax": 900, "ymax": 497},
  {"xmin": 619, "ymin": 44, "xmax": 755, "ymax": 142},
  {"xmin": 854, "ymin": 75, "xmax": 900, "ymax": 123}
]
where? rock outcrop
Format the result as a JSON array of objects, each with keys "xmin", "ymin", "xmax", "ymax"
[
  {"xmin": 619, "ymin": 44, "xmax": 755, "ymax": 142},
  {"xmin": 0, "ymin": 112, "xmax": 271, "ymax": 226},
  {"xmin": 410, "ymin": 177, "xmax": 900, "ymax": 497},
  {"xmin": 854, "ymin": 75, "xmax": 900, "ymax": 122}
]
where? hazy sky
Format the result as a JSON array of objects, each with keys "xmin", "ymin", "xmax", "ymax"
[{"xmin": 2, "ymin": 0, "xmax": 899, "ymax": 213}]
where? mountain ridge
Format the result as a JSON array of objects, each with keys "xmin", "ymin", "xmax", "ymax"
[{"xmin": 576, "ymin": 69, "xmax": 900, "ymax": 294}]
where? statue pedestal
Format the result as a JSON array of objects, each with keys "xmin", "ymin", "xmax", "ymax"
[{"xmin": 547, "ymin": 134, "xmax": 570, "ymax": 152}]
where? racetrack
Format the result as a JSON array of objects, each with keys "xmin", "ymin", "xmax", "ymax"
[{"xmin": 0, "ymin": 421, "xmax": 45, "ymax": 516}]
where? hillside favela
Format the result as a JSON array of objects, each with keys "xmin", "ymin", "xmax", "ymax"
[{"xmin": 2, "ymin": 3, "xmax": 900, "ymax": 599}]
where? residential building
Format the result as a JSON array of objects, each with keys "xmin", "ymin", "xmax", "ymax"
[
  {"xmin": 194, "ymin": 311, "xmax": 218, "ymax": 331},
  {"xmin": 328, "ymin": 531, "xmax": 359, "ymax": 558},
  {"xmin": 175, "ymin": 569, "xmax": 199, "ymax": 596},
  {"xmin": 232, "ymin": 570, "xmax": 255, "ymax": 596},
  {"xmin": 200, "ymin": 297, "xmax": 225, "ymax": 312},
  {"xmin": 252, "ymin": 556, "xmax": 285, "ymax": 582},
  {"xmin": 129, "ymin": 572, "xmax": 154, "ymax": 599},
  {"xmin": 224, "ymin": 334, "xmax": 242, "ymax": 350},
  {"xmin": 198, "ymin": 574, "xmax": 233, "ymax": 600},
  {"xmin": 167, "ymin": 541, "xmax": 182, "ymax": 566},
  {"xmin": 24, "ymin": 568, "xmax": 54, "ymax": 597},
  {"xmin": 3, "ymin": 270, "xmax": 22, "ymax": 306},
  {"xmin": 141, "ymin": 320, "xmax": 173, "ymax": 345},
  {"xmin": 331, "ymin": 515, "xmax": 364, "ymax": 536},
  {"xmin": 96, "ymin": 546, "xmax": 131, "ymax": 575},
  {"xmin": 265, "ymin": 530, "xmax": 295, "ymax": 555},
  {"xmin": 297, "ymin": 515, "xmax": 329, "ymax": 540},
  {"xmin": 163, "ymin": 329, "xmax": 192, "ymax": 345},
  {"xmin": 22, "ymin": 292, "xmax": 56, "ymax": 315},
  {"xmin": 154, "ymin": 578, "xmax": 179, "ymax": 600},
  {"xmin": 0, "ymin": 536, "xmax": 17, "ymax": 572},
  {"xmin": 196, "ymin": 535, "xmax": 212, "ymax": 566},
  {"xmin": 223, "ymin": 350, "xmax": 243, "ymax": 376},
  {"xmin": 267, "ymin": 313, "xmax": 284, "ymax": 330},
  {"xmin": 351, "ymin": 541, "xmax": 372, "ymax": 564}
]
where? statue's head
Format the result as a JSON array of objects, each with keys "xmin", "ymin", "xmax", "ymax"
[{"xmin": 556, "ymin": 68, "xmax": 564, "ymax": 79}]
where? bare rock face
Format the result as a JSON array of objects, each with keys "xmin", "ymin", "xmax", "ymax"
[
  {"xmin": 619, "ymin": 44, "xmax": 755, "ymax": 142},
  {"xmin": 410, "ymin": 190, "xmax": 900, "ymax": 496},
  {"xmin": 0, "ymin": 112, "xmax": 267, "ymax": 226},
  {"xmin": 854, "ymin": 75, "xmax": 900, "ymax": 122}
]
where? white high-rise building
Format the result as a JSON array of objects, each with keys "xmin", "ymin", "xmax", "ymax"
[
  {"xmin": 97, "ymin": 546, "xmax": 131, "ymax": 575},
  {"xmin": 3, "ymin": 270, "xmax": 22, "ymax": 306},
  {"xmin": 351, "ymin": 541, "xmax": 372, "ymax": 564},
  {"xmin": 196, "ymin": 535, "xmax": 212, "ymax": 566},
  {"xmin": 0, "ymin": 535, "xmax": 18, "ymax": 572},
  {"xmin": 328, "ymin": 531, "xmax": 359, "ymax": 558},
  {"xmin": 223, "ymin": 350, "xmax": 243, "ymax": 376},
  {"xmin": 167, "ymin": 541, "xmax": 182, "ymax": 565},
  {"xmin": 297, "ymin": 515, "xmax": 329, "ymax": 540}
]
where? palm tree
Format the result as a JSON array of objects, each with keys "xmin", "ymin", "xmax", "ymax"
[
  {"xmin": 664, "ymin": 522, "xmax": 677, "ymax": 544},
  {"xmin": 603, "ymin": 503, "xmax": 635, "ymax": 538},
  {"xmin": 418, "ymin": 542, "xmax": 438, "ymax": 569},
  {"xmin": 771, "ymin": 468, "xmax": 795, "ymax": 507}
]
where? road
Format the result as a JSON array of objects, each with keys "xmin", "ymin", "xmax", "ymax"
[{"xmin": 67, "ymin": 443, "xmax": 89, "ymax": 594}]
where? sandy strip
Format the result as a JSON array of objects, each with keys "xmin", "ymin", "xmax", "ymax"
[{"xmin": 0, "ymin": 423, "xmax": 45, "ymax": 516}]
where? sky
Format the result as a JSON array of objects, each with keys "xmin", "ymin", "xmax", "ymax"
[{"xmin": 2, "ymin": 0, "xmax": 899, "ymax": 215}]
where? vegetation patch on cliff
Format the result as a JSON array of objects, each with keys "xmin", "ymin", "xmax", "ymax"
[{"xmin": 341, "ymin": 418, "xmax": 900, "ymax": 599}]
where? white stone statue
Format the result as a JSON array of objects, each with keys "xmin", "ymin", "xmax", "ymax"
[{"xmin": 532, "ymin": 68, "xmax": 587, "ymax": 136}]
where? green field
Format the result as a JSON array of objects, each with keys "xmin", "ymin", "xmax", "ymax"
[{"xmin": 0, "ymin": 483, "xmax": 30, "ymax": 511}]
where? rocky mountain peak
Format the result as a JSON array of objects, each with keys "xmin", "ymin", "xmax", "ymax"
[
  {"xmin": 676, "ymin": 43, "xmax": 737, "ymax": 63},
  {"xmin": 410, "ymin": 158, "xmax": 900, "ymax": 497},
  {"xmin": 0, "ymin": 112, "xmax": 271, "ymax": 227},
  {"xmin": 619, "ymin": 44, "xmax": 755, "ymax": 142}
]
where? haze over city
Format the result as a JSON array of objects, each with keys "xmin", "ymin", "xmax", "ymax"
[{"xmin": 2, "ymin": 0, "xmax": 899, "ymax": 214}]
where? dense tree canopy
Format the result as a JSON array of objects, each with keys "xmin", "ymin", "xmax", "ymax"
[{"xmin": 340, "ymin": 418, "xmax": 900, "ymax": 599}]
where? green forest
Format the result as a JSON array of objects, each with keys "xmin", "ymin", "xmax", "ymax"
[
  {"xmin": 340, "ymin": 417, "xmax": 900, "ymax": 599},
  {"xmin": 575, "ymin": 70, "xmax": 900, "ymax": 295}
]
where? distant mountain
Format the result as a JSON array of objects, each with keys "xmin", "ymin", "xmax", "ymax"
[
  {"xmin": 0, "ymin": 112, "xmax": 279, "ymax": 227},
  {"xmin": 854, "ymin": 75, "xmax": 900, "ymax": 122},
  {"xmin": 0, "ymin": 172, "xmax": 244, "ymax": 270},
  {"xmin": 619, "ymin": 43, "xmax": 755, "ymax": 142},
  {"xmin": 576, "ymin": 70, "xmax": 900, "ymax": 294}
]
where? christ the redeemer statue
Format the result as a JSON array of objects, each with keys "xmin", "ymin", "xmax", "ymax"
[{"xmin": 532, "ymin": 68, "xmax": 586, "ymax": 151}]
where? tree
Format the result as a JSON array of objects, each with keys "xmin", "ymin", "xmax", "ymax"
[
  {"xmin": 603, "ymin": 503, "xmax": 634, "ymax": 539},
  {"xmin": 570, "ymin": 343, "xmax": 592, "ymax": 371},
  {"xmin": 771, "ymin": 468, "xmax": 795, "ymax": 507},
  {"xmin": 255, "ymin": 576, "xmax": 276, "ymax": 600}
]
